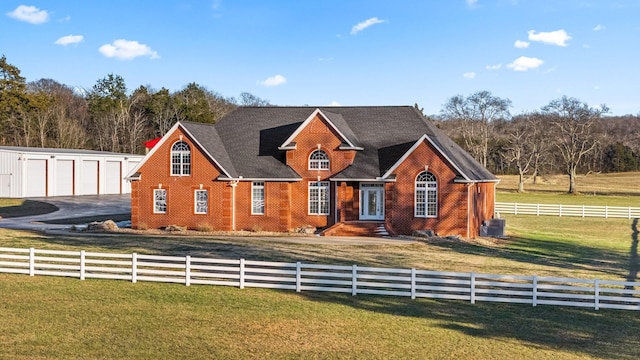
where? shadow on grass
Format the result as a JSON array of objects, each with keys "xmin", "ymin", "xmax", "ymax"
[
  {"xmin": 21, "ymin": 232, "xmax": 366, "ymax": 266},
  {"xmin": 426, "ymin": 234, "xmax": 634, "ymax": 281},
  {"xmin": 0, "ymin": 200, "xmax": 58, "ymax": 218},
  {"xmin": 298, "ymin": 291, "xmax": 640, "ymax": 359}
]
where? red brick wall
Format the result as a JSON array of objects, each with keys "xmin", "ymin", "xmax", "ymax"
[
  {"xmin": 385, "ymin": 141, "xmax": 470, "ymax": 237},
  {"xmin": 132, "ymin": 127, "xmax": 230, "ymax": 230}
]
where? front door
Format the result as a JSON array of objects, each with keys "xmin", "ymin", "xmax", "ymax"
[{"xmin": 360, "ymin": 183, "xmax": 384, "ymax": 220}]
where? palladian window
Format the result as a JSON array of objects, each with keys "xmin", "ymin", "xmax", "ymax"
[
  {"xmin": 308, "ymin": 150, "xmax": 330, "ymax": 170},
  {"xmin": 415, "ymin": 171, "xmax": 437, "ymax": 218},
  {"xmin": 171, "ymin": 141, "xmax": 191, "ymax": 176}
]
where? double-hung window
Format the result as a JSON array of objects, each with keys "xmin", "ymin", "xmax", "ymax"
[
  {"xmin": 308, "ymin": 181, "xmax": 330, "ymax": 215},
  {"xmin": 415, "ymin": 171, "xmax": 437, "ymax": 218},
  {"xmin": 154, "ymin": 189, "xmax": 167, "ymax": 214},
  {"xmin": 171, "ymin": 141, "xmax": 191, "ymax": 176},
  {"xmin": 252, "ymin": 182, "xmax": 265, "ymax": 215},
  {"xmin": 194, "ymin": 189, "xmax": 208, "ymax": 214}
]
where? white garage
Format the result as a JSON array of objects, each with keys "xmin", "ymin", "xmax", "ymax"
[{"xmin": 0, "ymin": 146, "xmax": 145, "ymax": 198}]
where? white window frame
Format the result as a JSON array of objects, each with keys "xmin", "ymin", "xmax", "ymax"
[
  {"xmin": 308, "ymin": 150, "xmax": 330, "ymax": 171},
  {"xmin": 194, "ymin": 189, "xmax": 208, "ymax": 214},
  {"xmin": 308, "ymin": 181, "xmax": 330, "ymax": 215},
  {"xmin": 171, "ymin": 141, "xmax": 191, "ymax": 176},
  {"xmin": 415, "ymin": 171, "xmax": 437, "ymax": 218},
  {"xmin": 154, "ymin": 189, "xmax": 167, "ymax": 214},
  {"xmin": 251, "ymin": 182, "xmax": 265, "ymax": 215}
]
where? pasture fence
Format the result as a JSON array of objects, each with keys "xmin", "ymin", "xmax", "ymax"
[
  {"xmin": 495, "ymin": 202, "xmax": 640, "ymax": 219},
  {"xmin": 1, "ymin": 247, "xmax": 639, "ymax": 311}
]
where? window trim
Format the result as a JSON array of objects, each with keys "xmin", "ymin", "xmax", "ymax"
[
  {"xmin": 251, "ymin": 181, "xmax": 265, "ymax": 215},
  {"xmin": 415, "ymin": 171, "xmax": 437, "ymax": 218},
  {"xmin": 171, "ymin": 141, "xmax": 191, "ymax": 176},
  {"xmin": 308, "ymin": 149, "xmax": 330, "ymax": 171},
  {"xmin": 308, "ymin": 181, "xmax": 330, "ymax": 215},
  {"xmin": 153, "ymin": 188, "xmax": 167, "ymax": 214},
  {"xmin": 194, "ymin": 189, "xmax": 208, "ymax": 214}
]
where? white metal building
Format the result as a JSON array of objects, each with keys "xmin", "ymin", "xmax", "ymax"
[{"xmin": 0, "ymin": 146, "xmax": 145, "ymax": 198}]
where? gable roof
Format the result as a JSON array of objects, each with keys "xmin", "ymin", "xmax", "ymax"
[
  {"xmin": 130, "ymin": 106, "xmax": 497, "ymax": 182},
  {"xmin": 278, "ymin": 109, "xmax": 362, "ymax": 150}
]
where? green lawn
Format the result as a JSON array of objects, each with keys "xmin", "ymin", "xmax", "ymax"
[
  {"xmin": 1, "ymin": 274, "xmax": 638, "ymax": 360},
  {"xmin": 1, "ymin": 186, "xmax": 640, "ymax": 359}
]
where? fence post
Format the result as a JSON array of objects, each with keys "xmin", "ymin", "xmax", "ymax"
[
  {"xmin": 131, "ymin": 253, "xmax": 137, "ymax": 283},
  {"xmin": 352, "ymin": 264, "xmax": 358, "ymax": 296},
  {"xmin": 296, "ymin": 262, "xmax": 301, "ymax": 293},
  {"xmin": 470, "ymin": 272, "xmax": 476, "ymax": 304},
  {"xmin": 29, "ymin": 248, "xmax": 35, "ymax": 276},
  {"xmin": 582, "ymin": 205, "xmax": 585, "ymax": 218},
  {"xmin": 514, "ymin": 203, "xmax": 518, "ymax": 215},
  {"xmin": 559, "ymin": 204, "xmax": 562, "ymax": 217},
  {"xmin": 532, "ymin": 276, "xmax": 537, "ymax": 307},
  {"xmin": 80, "ymin": 250, "xmax": 85, "ymax": 281},
  {"xmin": 239, "ymin": 258, "xmax": 245, "ymax": 289},
  {"xmin": 605, "ymin": 206, "xmax": 608, "ymax": 219},
  {"xmin": 185, "ymin": 255, "xmax": 191, "ymax": 286},
  {"xmin": 629, "ymin": 207, "xmax": 632, "ymax": 220},
  {"xmin": 411, "ymin": 268, "xmax": 416, "ymax": 300},
  {"xmin": 536, "ymin": 203, "xmax": 540, "ymax": 216},
  {"xmin": 594, "ymin": 279, "xmax": 600, "ymax": 310}
]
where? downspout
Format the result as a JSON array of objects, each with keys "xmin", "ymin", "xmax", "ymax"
[
  {"xmin": 467, "ymin": 183, "xmax": 473, "ymax": 238},
  {"xmin": 230, "ymin": 180, "xmax": 238, "ymax": 231}
]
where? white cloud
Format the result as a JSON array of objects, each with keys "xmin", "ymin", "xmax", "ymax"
[
  {"xmin": 463, "ymin": 72, "xmax": 476, "ymax": 79},
  {"xmin": 466, "ymin": 0, "xmax": 478, "ymax": 7},
  {"xmin": 507, "ymin": 56, "xmax": 544, "ymax": 71},
  {"xmin": 258, "ymin": 74, "xmax": 287, "ymax": 87},
  {"xmin": 593, "ymin": 24, "xmax": 605, "ymax": 31},
  {"xmin": 98, "ymin": 39, "xmax": 159, "ymax": 60},
  {"xmin": 486, "ymin": 64, "xmax": 502, "ymax": 70},
  {"xmin": 54, "ymin": 35, "xmax": 84, "ymax": 46},
  {"xmin": 527, "ymin": 29, "xmax": 572, "ymax": 47},
  {"xmin": 7, "ymin": 5, "xmax": 49, "ymax": 24},
  {"xmin": 328, "ymin": 101, "xmax": 341, "ymax": 106},
  {"xmin": 514, "ymin": 40, "xmax": 530, "ymax": 48},
  {"xmin": 351, "ymin": 17, "xmax": 386, "ymax": 35}
]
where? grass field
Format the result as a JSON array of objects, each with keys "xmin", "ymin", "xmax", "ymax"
[
  {"xmin": 497, "ymin": 171, "xmax": 640, "ymax": 197},
  {"xmin": 1, "ymin": 173, "xmax": 640, "ymax": 359}
]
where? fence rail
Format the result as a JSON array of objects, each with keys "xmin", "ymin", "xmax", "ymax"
[
  {"xmin": 1, "ymin": 247, "xmax": 639, "ymax": 311},
  {"xmin": 495, "ymin": 202, "xmax": 640, "ymax": 219}
]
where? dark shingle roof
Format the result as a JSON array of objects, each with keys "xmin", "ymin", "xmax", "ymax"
[{"xmin": 182, "ymin": 106, "xmax": 496, "ymax": 182}]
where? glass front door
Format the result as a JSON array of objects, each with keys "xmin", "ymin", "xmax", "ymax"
[{"xmin": 360, "ymin": 183, "xmax": 384, "ymax": 220}]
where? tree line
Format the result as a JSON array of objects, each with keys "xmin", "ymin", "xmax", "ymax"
[
  {"xmin": 433, "ymin": 90, "xmax": 640, "ymax": 193},
  {"xmin": 1, "ymin": 56, "xmax": 639, "ymax": 193},
  {"xmin": 0, "ymin": 55, "xmax": 268, "ymax": 154}
]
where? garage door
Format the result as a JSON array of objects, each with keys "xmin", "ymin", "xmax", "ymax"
[
  {"xmin": 105, "ymin": 161, "xmax": 121, "ymax": 194},
  {"xmin": 81, "ymin": 160, "xmax": 99, "ymax": 195},
  {"xmin": 55, "ymin": 160, "xmax": 74, "ymax": 196},
  {"xmin": 25, "ymin": 159, "xmax": 47, "ymax": 197}
]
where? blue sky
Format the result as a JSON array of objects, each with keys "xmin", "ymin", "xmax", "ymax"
[{"xmin": 2, "ymin": 0, "xmax": 639, "ymax": 115}]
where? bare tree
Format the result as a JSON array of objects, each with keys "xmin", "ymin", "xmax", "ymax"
[
  {"xmin": 441, "ymin": 91, "xmax": 511, "ymax": 167},
  {"xmin": 541, "ymin": 96, "xmax": 608, "ymax": 194},
  {"xmin": 504, "ymin": 114, "xmax": 537, "ymax": 192}
]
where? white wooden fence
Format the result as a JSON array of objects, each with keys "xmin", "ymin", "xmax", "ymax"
[
  {"xmin": 495, "ymin": 202, "xmax": 640, "ymax": 219},
  {"xmin": 1, "ymin": 247, "xmax": 639, "ymax": 311}
]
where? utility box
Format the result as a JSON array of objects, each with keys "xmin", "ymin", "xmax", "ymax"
[{"xmin": 480, "ymin": 219, "xmax": 506, "ymax": 238}]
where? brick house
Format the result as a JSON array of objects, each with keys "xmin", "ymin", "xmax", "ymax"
[{"xmin": 127, "ymin": 106, "xmax": 498, "ymax": 238}]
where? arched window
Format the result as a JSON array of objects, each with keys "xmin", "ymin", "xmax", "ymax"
[
  {"xmin": 309, "ymin": 149, "xmax": 330, "ymax": 170},
  {"xmin": 415, "ymin": 171, "xmax": 437, "ymax": 218},
  {"xmin": 171, "ymin": 141, "xmax": 191, "ymax": 176}
]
